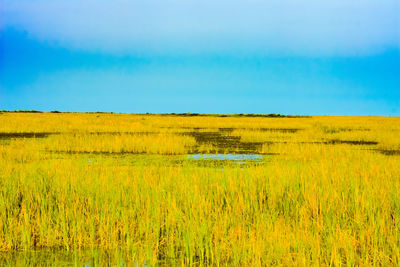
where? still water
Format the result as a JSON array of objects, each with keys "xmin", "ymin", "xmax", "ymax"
[{"xmin": 187, "ymin": 154, "xmax": 262, "ymax": 163}]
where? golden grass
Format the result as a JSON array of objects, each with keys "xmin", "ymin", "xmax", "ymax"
[{"xmin": 0, "ymin": 112, "xmax": 399, "ymax": 265}]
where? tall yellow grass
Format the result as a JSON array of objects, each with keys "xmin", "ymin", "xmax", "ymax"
[{"xmin": 0, "ymin": 112, "xmax": 399, "ymax": 265}]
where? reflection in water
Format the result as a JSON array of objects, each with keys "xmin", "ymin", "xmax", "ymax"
[{"xmin": 187, "ymin": 154, "xmax": 262, "ymax": 162}]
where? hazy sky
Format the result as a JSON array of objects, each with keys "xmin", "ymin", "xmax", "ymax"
[{"xmin": 1, "ymin": 0, "xmax": 399, "ymax": 115}]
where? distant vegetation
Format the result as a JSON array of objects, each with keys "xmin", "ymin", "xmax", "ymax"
[
  {"xmin": 0, "ymin": 110, "xmax": 44, "ymax": 113},
  {"xmin": 157, "ymin": 112, "xmax": 310, "ymax": 118},
  {"xmin": 0, "ymin": 110, "xmax": 310, "ymax": 118}
]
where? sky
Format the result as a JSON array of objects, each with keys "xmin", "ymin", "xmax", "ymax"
[{"xmin": 1, "ymin": 0, "xmax": 399, "ymax": 115}]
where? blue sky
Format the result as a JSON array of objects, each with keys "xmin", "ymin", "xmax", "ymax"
[{"xmin": 1, "ymin": 0, "xmax": 399, "ymax": 115}]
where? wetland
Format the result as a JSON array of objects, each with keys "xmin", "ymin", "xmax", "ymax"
[{"xmin": 0, "ymin": 113, "xmax": 399, "ymax": 266}]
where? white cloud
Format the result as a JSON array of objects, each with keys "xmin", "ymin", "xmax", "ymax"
[{"xmin": 2, "ymin": 0, "xmax": 400, "ymax": 56}]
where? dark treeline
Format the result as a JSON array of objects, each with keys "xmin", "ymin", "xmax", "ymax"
[{"xmin": 0, "ymin": 110, "xmax": 310, "ymax": 118}]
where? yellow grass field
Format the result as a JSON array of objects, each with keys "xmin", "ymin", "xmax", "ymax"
[{"xmin": 0, "ymin": 112, "xmax": 399, "ymax": 266}]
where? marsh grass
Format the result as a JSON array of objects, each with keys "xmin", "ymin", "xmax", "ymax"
[{"xmin": 0, "ymin": 113, "xmax": 399, "ymax": 265}]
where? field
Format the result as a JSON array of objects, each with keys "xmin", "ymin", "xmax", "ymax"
[{"xmin": 0, "ymin": 112, "xmax": 399, "ymax": 266}]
